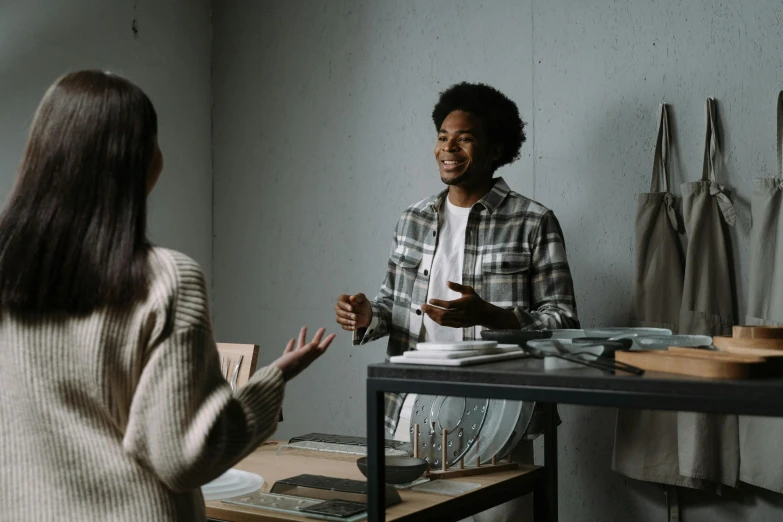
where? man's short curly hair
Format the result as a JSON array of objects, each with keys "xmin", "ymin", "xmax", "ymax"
[{"xmin": 431, "ymin": 82, "xmax": 526, "ymax": 170}]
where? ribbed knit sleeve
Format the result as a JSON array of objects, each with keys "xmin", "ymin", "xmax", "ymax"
[{"xmin": 121, "ymin": 250, "xmax": 285, "ymax": 492}]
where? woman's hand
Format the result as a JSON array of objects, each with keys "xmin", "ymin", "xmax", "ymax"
[{"xmin": 272, "ymin": 327, "xmax": 335, "ymax": 381}]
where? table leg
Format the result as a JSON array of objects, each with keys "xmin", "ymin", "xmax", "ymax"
[
  {"xmin": 367, "ymin": 381, "xmax": 386, "ymax": 521},
  {"xmin": 534, "ymin": 403, "xmax": 558, "ymax": 522}
]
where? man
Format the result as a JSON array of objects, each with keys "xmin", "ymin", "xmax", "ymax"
[{"xmin": 335, "ymin": 82, "xmax": 578, "ymax": 519}]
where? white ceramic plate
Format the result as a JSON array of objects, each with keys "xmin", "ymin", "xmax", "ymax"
[
  {"xmin": 201, "ymin": 469, "xmax": 264, "ymax": 501},
  {"xmin": 416, "ymin": 341, "xmax": 498, "ymax": 352},
  {"xmin": 403, "ymin": 345, "xmax": 520, "ymax": 359}
]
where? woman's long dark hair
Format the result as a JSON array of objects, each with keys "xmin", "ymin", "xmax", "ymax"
[{"xmin": 0, "ymin": 70, "xmax": 157, "ymax": 314}]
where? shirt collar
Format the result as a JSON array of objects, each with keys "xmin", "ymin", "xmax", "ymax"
[{"xmin": 428, "ymin": 177, "xmax": 511, "ymax": 215}]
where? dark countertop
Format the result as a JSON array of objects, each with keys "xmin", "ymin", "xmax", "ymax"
[{"xmin": 368, "ymin": 357, "xmax": 783, "ymax": 416}]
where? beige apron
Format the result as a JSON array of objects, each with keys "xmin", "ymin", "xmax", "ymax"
[
  {"xmin": 739, "ymin": 91, "xmax": 783, "ymax": 494},
  {"xmin": 615, "ymin": 104, "xmax": 706, "ymax": 491},
  {"xmin": 677, "ymin": 98, "xmax": 738, "ymax": 488}
]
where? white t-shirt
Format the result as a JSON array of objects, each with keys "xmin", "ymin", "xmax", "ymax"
[
  {"xmin": 399, "ymin": 198, "xmax": 471, "ymax": 425},
  {"xmin": 422, "ymin": 198, "xmax": 472, "ymax": 342}
]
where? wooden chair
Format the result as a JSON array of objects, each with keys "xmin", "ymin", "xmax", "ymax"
[{"xmin": 216, "ymin": 343, "xmax": 259, "ymax": 389}]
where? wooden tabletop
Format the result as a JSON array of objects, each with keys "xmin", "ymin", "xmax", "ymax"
[{"xmin": 205, "ymin": 441, "xmax": 543, "ymax": 522}]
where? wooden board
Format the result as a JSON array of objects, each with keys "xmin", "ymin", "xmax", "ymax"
[
  {"xmin": 716, "ymin": 344, "xmax": 783, "ymax": 357},
  {"xmin": 217, "ymin": 343, "xmax": 260, "ymax": 389},
  {"xmin": 615, "ymin": 350, "xmax": 768, "ymax": 379},
  {"xmin": 204, "ymin": 441, "xmax": 543, "ymax": 522},
  {"xmin": 713, "ymin": 336, "xmax": 783, "ymax": 351},
  {"xmin": 733, "ymin": 326, "xmax": 783, "ymax": 339},
  {"xmin": 667, "ymin": 347, "xmax": 766, "ymax": 362}
]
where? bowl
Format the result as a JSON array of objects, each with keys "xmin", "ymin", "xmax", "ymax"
[{"xmin": 356, "ymin": 456, "xmax": 428, "ymax": 485}]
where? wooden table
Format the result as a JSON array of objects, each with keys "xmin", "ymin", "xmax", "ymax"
[
  {"xmin": 205, "ymin": 441, "xmax": 544, "ymax": 522},
  {"xmin": 366, "ymin": 357, "xmax": 783, "ymax": 521}
]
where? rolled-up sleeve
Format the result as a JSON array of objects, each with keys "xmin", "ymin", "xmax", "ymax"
[{"xmin": 513, "ymin": 211, "xmax": 580, "ymax": 330}]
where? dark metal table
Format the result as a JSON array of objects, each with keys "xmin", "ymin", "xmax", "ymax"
[{"xmin": 366, "ymin": 357, "xmax": 783, "ymax": 521}]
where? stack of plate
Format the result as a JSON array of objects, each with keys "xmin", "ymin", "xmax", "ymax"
[
  {"xmin": 201, "ymin": 469, "xmax": 264, "ymax": 501},
  {"xmin": 390, "ymin": 341, "xmax": 526, "ymax": 366}
]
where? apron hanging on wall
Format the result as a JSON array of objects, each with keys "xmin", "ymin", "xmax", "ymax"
[
  {"xmin": 676, "ymin": 98, "xmax": 738, "ymax": 488},
  {"xmin": 614, "ymin": 104, "xmax": 705, "ymax": 490},
  {"xmin": 739, "ymin": 90, "xmax": 783, "ymax": 494}
]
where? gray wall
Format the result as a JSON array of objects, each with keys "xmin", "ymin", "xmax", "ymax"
[
  {"xmin": 211, "ymin": 1, "xmax": 783, "ymax": 520},
  {"xmin": 0, "ymin": 0, "xmax": 213, "ymax": 277}
]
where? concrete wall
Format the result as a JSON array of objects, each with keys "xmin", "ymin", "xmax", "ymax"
[
  {"xmin": 211, "ymin": 1, "xmax": 783, "ymax": 520},
  {"xmin": 0, "ymin": 0, "xmax": 213, "ymax": 277}
]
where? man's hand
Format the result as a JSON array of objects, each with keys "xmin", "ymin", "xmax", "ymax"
[
  {"xmin": 335, "ymin": 293, "xmax": 372, "ymax": 331},
  {"xmin": 420, "ymin": 282, "xmax": 489, "ymax": 328},
  {"xmin": 421, "ymin": 281, "xmax": 522, "ymax": 330},
  {"xmin": 272, "ymin": 327, "xmax": 335, "ymax": 382}
]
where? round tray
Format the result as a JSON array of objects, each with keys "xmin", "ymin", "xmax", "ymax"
[
  {"xmin": 410, "ymin": 395, "xmax": 489, "ymax": 468},
  {"xmin": 461, "ymin": 399, "xmax": 534, "ymax": 464},
  {"xmin": 585, "ymin": 327, "xmax": 673, "ymax": 338},
  {"xmin": 549, "ymin": 329, "xmax": 586, "ymax": 339},
  {"xmin": 633, "ymin": 334, "xmax": 713, "ymax": 350}
]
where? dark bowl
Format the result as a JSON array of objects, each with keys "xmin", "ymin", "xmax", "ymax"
[{"xmin": 356, "ymin": 456, "xmax": 428, "ymax": 485}]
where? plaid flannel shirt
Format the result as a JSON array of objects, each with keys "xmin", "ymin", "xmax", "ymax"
[{"xmin": 354, "ymin": 177, "xmax": 579, "ymax": 435}]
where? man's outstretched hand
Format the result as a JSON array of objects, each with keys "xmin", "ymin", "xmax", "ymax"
[
  {"xmin": 421, "ymin": 281, "xmax": 521, "ymax": 330},
  {"xmin": 335, "ymin": 293, "xmax": 372, "ymax": 331}
]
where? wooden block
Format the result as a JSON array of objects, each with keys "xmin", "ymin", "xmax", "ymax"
[
  {"xmin": 733, "ymin": 326, "xmax": 783, "ymax": 339},
  {"xmin": 441, "ymin": 430, "xmax": 447, "ymax": 471},
  {"xmin": 717, "ymin": 345, "xmax": 783, "ymax": 357},
  {"xmin": 714, "ymin": 336, "xmax": 783, "ymax": 351},
  {"xmin": 413, "ymin": 424, "xmax": 419, "ymax": 459},
  {"xmin": 427, "ymin": 462, "xmax": 520, "ymax": 479},
  {"xmin": 458, "ymin": 428, "xmax": 464, "ymax": 469},
  {"xmin": 615, "ymin": 350, "xmax": 770, "ymax": 380}
]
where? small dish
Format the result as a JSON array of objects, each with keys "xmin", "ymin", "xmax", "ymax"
[{"xmin": 356, "ymin": 456, "xmax": 428, "ymax": 485}]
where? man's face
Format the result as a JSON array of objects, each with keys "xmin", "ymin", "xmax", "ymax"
[{"xmin": 434, "ymin": 110, "xmax": 500, "ymax": 187}]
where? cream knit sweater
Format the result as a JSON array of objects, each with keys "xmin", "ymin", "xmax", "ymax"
[{"xmin": 0, "ymin": 247, "xmax": 285, "ymax": 521}]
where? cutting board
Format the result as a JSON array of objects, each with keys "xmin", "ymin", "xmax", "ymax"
[
  {"xmin": 713, "ymin": 336, "xmax": 783, "ymax": 351},
  {"xmin": 732, "ymin": 326, "xmax": 783, "ymax": 339},
  {"xmin": 389, "ymin": 350, "xmax": 527, "ymax": 366},
  {"xmin": 615, "ymin": 349, "xmax": 773, "ymax": 379}
]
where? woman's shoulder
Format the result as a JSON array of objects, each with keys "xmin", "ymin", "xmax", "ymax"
[{"xmin": 147, "ymin": 247, "xmax": 211, "ymax": 331}]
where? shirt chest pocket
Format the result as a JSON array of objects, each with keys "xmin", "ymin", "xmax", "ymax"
[
  {"xmin": 391, "ymin": 246, "xmax": 423, "ymax": 269},
  {"xmin": 481, "ymin": 252, "xmax": 531, "ymax": 301},
  {"xmin": 390, "ymin": 246, "xmax": 423, "ymax": 304}
]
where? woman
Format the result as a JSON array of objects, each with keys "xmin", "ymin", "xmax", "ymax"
[{"xmin": 0, "ymin": 70, "xmax": 334, "ymax": 521}]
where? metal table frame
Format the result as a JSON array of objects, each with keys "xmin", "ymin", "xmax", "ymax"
[{"xmin": 366, "ymin": 358, "xmax": 783, "ymax": 522}]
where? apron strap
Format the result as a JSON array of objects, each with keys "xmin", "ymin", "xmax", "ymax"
[
  {"xmin": 701, "ymin": 98, "xmax": 737, "ymax": 226},
  {"xmin": 702, "ymin": 98, "xmax": 718, "ymax": 183},
  {"xmin": 777, "ymin": 90, "xmax": 783, "ymax": 178},
  {"xmin": 665, "ymin": 486, "xmax": 680, "ymax": 522},
  {"xmin": 651, "ymin": 102, "xmax": 671, "ymax": 192}
]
